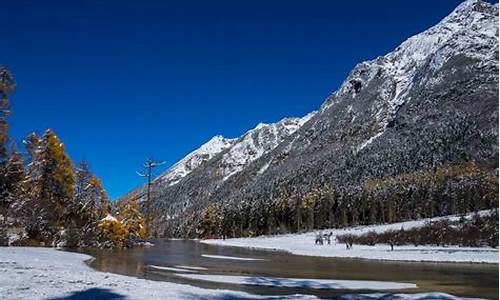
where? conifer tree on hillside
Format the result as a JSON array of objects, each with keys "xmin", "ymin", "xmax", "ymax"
[
  {"xmin": 0, "ymin": 66, "xmax": 15, "ymax": 226},
  {"xmin": 67, "ymin": 160, "xmax": 112, "ymax": 247},
  {"xmin": 200, "ymin": 202, "xmax": 221, "ymax": 237},
  {"xmin": 0, "ymin": 65, "xmax": 14, "ymax": 161},
  {"xmin": 72, "ymin": 161, "xmax": 110, "ymax": 226},
  {"xmin": 1, "ymin": 150, "xmax": 26, "ymax": 216},
  {"xmin": 90, "ymin": 175, "xmax": 112, "ymax": 219},
  {"xmin": 15, "ymin": 133, "xmax": 46, "ymax": 239},
  {"xmin": 39, "ymin": 129, "xmax": 75, "ymax": 230}
]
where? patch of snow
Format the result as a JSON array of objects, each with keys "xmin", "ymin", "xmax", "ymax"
[
  {"xmin": 202, "ymin": 210, "xmax": 498, "ymax": 264},
  {"xmin": 201, "ymin": 254, "xmax": 265, "ymax": 261},
  {"xmin": 175, "ymin": 274, "xmax": 417, "ymax": 290},
  {"xmin": 257, "ymin": 161, "xmax": 271, "ymax": 174},
  {"xmin": 100, "ymin": 214, "xmax": 118, "ymax": 222},
  {"xmin": 356, "ymin": 131, "xmax": 384, "ymax": 152},
  {"xmin": 174, "ymin": 265, "xmax": 208, "ymax": 271},
  {"xmin": 148, "ymin": 265, "xmax": 197, "ymax": 273}
]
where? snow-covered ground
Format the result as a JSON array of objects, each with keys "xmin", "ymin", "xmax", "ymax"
[
  {"xmin": 0, "ymin": 247, "xmax": 314, "ymax": 300},
  {"xmin": 202, "ymin": 211, "xmax": 498, "ymax": 264}
]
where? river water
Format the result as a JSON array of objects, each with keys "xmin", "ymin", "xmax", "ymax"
[{"xmin": 83, "ymin": 239, "xmax": 499, "ymax": 299}]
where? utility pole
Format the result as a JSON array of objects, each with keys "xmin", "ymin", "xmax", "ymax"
[{"xmin": 137, "ymin": 158, "xmax": 165, "ymax": 237}]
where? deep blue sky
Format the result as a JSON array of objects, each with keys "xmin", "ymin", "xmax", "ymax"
[{"xmin": 1, "ymin": 0, "xmax": 490, "ymax": 199}]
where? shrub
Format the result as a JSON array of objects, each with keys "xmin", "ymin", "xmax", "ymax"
[
  {"xmin": 98, "ymin": 216, "xmax": 129, "ymax": 248},
  {"xmin": 336, "ymin": 212, "xmax": 498, "ymax": 248}
]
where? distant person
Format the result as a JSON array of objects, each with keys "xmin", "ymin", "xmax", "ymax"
[
  {"xmin": 327, "ymin": 232, "xmax": 333, "ymax": 245},
  {"xmin": 315, "ymin": 233, "xmax": 323, "ymax": 245}
]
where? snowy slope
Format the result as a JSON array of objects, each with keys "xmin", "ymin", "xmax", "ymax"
[
  {"xmin": 156, "ymin": 135, "xmax": 236, "ymax": 186},
  {"xmin": 120, "ymin": 112, "xmax": 314, "ymax": 203},
  {"xmin": 322, "ymin": 0, "xmax": 499, "ymax": 151},
  {"xmin": 220, "ymin": 113, "xmax": 315, "ymax": 181}
]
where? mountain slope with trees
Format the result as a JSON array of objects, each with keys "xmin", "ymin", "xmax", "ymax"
[{"xmin": 135, "ymin": 0, "xmax": 499, "ymax": 239}]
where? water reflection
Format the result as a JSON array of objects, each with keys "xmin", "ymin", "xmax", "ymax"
[{"xmin": 80, "ymin": 239, "xmax": 499, "ymax": 299}]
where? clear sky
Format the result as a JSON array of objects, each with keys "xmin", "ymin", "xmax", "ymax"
[{"xmin": 1, "ymin": 0, "xmax": 491, "ymax": 199}]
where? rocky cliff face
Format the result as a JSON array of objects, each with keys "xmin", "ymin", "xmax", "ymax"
[{"xmin": 123, "ymin": 0, "xmax": 499, "ymax": 237}]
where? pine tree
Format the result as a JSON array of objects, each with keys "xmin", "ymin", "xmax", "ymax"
[
  {"xmin": 386, "ymin": 198, "xmax": 395, "ymax": 223},
  {"xmin": 68, "ymin": 160, "xmax": 111, "ymax": 246},
  {"xmin": 2, "ymin": 150, "xmax": 26, "ymax": 213},
  {"xmin": 293, "ymin": 194, "xmax": 302, "ymax": 232},
  {"xmin": 338, "ymin": 202, "xmax": 348, "ymax": 228},
  {"xmin": 274, "ymin": 189, "xmax": 291, "ymax": 232},
  {"xmin": 200, "ymin": 202, "xmax": 221, "ymax": 237},
  {"xmin": 39, "ymin": 129, "xmax": 75, "ymax": 231},
  {"xmin": 323, "ymin": 186, "xmax": 336, "ymax": 228},
  {"xmin": 72, "ymin": 161, "xmax": 110, "ymax": 224},
  {"xmin": 303, "ymin": 189, "xmax": 319, "ymax": 231},
  {"xmin": 0, "ymin": 147, "xmax": 26, "ymax": 244},
  {"xmin": 368, "ymin": 198, "xmax": 376, "ymax": 224},
  {"xmin": 72, "ymin": 160, "xmax": 95, "ymax": 226},
  {"xmin": 18, "ymin": 133, "xmax": 46, "ymax": 239},
  {"xmin": 0, "ymin": 66, "xmax": 15, "ymax": 231},
  {"xmin": 0, "ymin": 65, "xmax": 14, "ymax": 161}
]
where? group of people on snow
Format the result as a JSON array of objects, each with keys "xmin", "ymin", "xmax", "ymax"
[
  {"xmin": 314, "ymin": 232, "xmax": 395, "ymax": 251},
  {"xmin": 314, "ymin": 232, "xmax": 354, "ymax": 249},
  {"xmin": 314, "ymin": 232, "xmax": 333, "ymax": 245}
]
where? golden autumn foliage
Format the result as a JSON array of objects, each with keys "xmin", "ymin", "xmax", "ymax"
[
  {"xmin": 88, "ymin": 175, "xmax": 112, "ymax": 219},
  {"xmin": 200, "ymin": 202, "xmax": 221, "ymax": 237},
  {"xmin": 362, "ymin": 162, "xmax": 487, "ymax": 192},
  {"xmin": 98, "ymin": 216, "xmax": 129, "ymax": 248},
  {"xmin": 117, "ymin": 198, "xmax": 147, "ymax": 240},
  {"xmin": 40, "ymin": 129, "xmax": 75, "ymax": 226}
]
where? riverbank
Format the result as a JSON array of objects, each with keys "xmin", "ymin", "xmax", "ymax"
[
  {"xmin": 202, "ymin": 211, "xmax": 498, "ymax": 264},
  {"xmin": 0, "ymin": 247, "xmax": 315, "ymax": 300}
]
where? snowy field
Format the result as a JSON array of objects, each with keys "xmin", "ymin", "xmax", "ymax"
[
  {"xmin": 202, "ymin": 211, "xmax": 498, "ymax": 264},
  {"xmin": 0, "ymin": 247, "xmax": 314, "ymax": 300}
]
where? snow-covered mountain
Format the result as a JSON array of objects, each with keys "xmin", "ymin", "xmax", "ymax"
[
  {"xmin": 156, "ymin": 135, "xmax": 236, "ymax": 187},
  {"xmin": 121, "ymin": 0, "xmax": 498, "ymax": 238},
  {"xmin": 219, "ymin": 113, "xmax": 315, "ymax": 181},
  {"xmin": 119, "ymin": 112, "xmax": 314, "ymax": 203},
  {"xmin": 322, "ymin": 0, "xmax": 498, "ymax": 152}
]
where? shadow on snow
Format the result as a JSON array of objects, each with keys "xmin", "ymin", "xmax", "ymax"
[{"xmin": 47, "ymin": 288, "xmax": 127, "ymax": 300}]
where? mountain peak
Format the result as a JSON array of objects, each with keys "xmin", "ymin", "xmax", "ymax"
[{"xmin": 324, "ymin": 0, "xmax": 498, "ymax": 111}]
